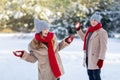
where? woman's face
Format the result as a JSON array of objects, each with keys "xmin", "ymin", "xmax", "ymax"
[
  {"xmin": 90, "ymin": 20, "xmax": 98, "ymax": 27},
  {"xmin": 41, "ymin": 28, "xmax": 49, "ymax": 37}
]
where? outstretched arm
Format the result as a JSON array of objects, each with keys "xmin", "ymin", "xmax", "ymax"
[
  {"xmin": 21, "ymin": 50, "xmax": 38, "ymax": 63},
  {"xmin": 13, "ymin": 50, "xmax": 37, "ymax": 63},
  {"xmin": 13, "ymin": 39, "xmax": 38, "ymax": 63},
  {"xmin": 54, "ymin": 35, "xmax": 74, "ymax": 52}
]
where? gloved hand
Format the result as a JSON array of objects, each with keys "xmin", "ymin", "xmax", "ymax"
[
  {"xmin": 13, "ymin": 50, "xmax": 24, "ymax": 57},
  {"xmin": 97, "ymin": 59, "xmax": 104, "ymax": 68},
  {"xmin": 65, "ymin": 35, "xmax": 74, "ymax": 44},
  {"xmin": 75, "ymin": 22, "xmax": 82, "ymax": 31}
]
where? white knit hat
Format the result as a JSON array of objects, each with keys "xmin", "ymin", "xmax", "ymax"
[
  {"xmin": 34, "ymin": 18, "xmax": 49, "ymax": 33},
  {"xmin": 90, "ymin": 12, "xmax": 102, "ymax": 22}
]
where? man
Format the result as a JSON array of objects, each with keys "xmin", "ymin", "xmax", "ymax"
[{"xmin": 75, "ymin": 12, "xmax": 108, "ymax": 80}]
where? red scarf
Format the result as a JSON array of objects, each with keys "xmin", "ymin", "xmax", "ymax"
[
  {"xmin": 35, "ymin": 32, "xmax": 61, "ymax": 78},
  {"xmin": 83, "ymin": 23, "xmax": 102, "ymax": 50}
]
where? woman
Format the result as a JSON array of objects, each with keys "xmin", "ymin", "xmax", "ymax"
[{"xmin": 13, "ymin": 19, "xmax": 74, "ymax": 80}]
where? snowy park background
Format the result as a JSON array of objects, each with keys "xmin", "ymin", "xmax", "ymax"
[
  {"xmin": 0, "ymin": 33, "xmax": 120, "ymax": 80},
  {"xmin": 0, "ymin": 0, "xmax": 120, "ymax": 80}
]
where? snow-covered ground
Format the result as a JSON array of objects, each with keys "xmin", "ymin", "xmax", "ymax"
[{"xmin": 0, "ymin": 33, "xmax": 120, "ymax": 80}]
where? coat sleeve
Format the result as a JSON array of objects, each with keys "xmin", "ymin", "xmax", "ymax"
[
  {"xmin": 77, "ymin": 29, "xmax": 85, "ymax": 41},
  {"xmin": 21, "ymin": 50, "xmax": 38, "ymax": 63},
  {"xmin": 53, "ymin": 35, "xmax": 69, "ymax": 52},
  {"xmin": 98, "ymin": 29, "xmax": 108, "ymax": 60},
  {"xmin": 21, "ymin": 39, "xmax": 38, "ymax": 63}
]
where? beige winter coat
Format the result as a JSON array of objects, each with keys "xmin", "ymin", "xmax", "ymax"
[
  {"xmin": 21, "ymin": 35, "xmax": 68, "ymax": 80},
  {"xmin": 77, "ymin": 28, "xmax": 108, "ymax": 69}
]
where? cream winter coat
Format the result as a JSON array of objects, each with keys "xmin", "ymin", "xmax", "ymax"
[
  {"xmin": 77, "ymin": 28, "xmax": 108, "ymax": 69},
  {"xmin": 21, "ymin": 35, "xmax": 68, "ymax": 80}
]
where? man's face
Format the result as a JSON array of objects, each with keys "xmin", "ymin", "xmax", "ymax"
[
  {"xmin": 41, "ymin": 28, "xmax": 49, "ymax": 37},
  {"xmin": 90, "ymin": 20, "xmax": 99, "ymax": 27}
]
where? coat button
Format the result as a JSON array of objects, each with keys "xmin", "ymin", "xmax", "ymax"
[{"xmin": 92, "ymin": 54, "xmax": 94, "ymax": 56}]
